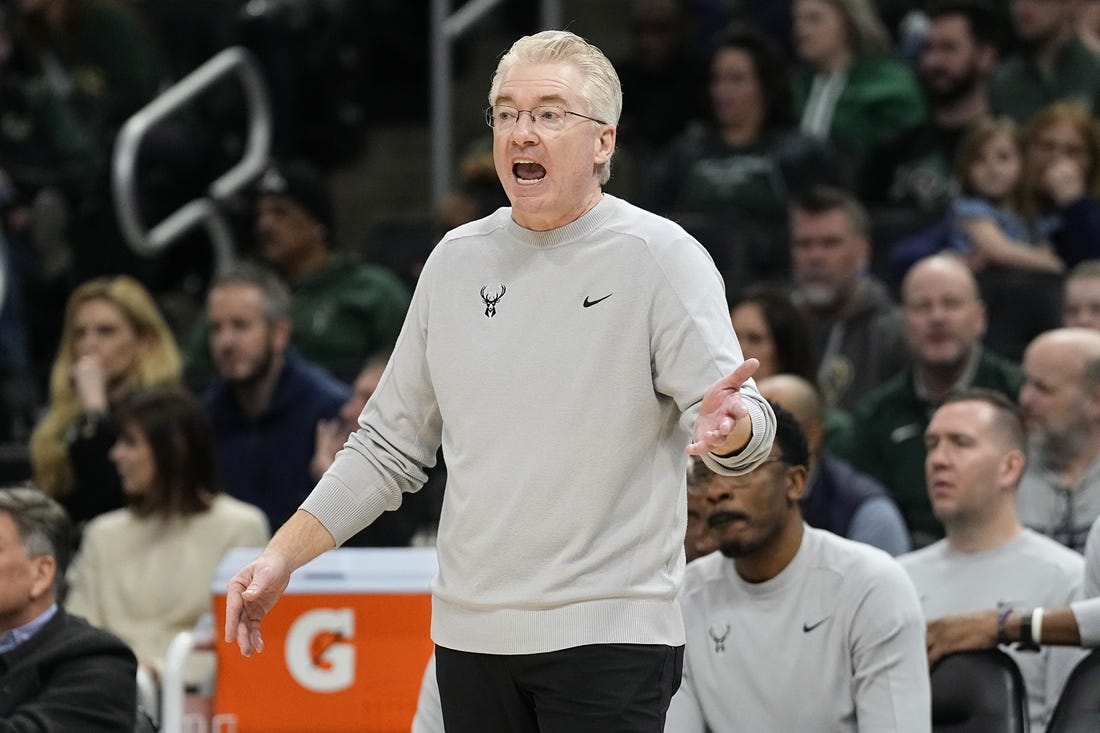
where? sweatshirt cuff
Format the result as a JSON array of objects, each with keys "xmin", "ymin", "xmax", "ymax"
[
  {"xmin": 1071, "ymin": 598, "xmax": 1100, "ymax": 648},
  {"xmin": 700, "ymin": 398, "xmax": 773, "ymax": 476},
  {"xmin": 299, "ymin": 474, "xmax": 391, "ymax": 546}
]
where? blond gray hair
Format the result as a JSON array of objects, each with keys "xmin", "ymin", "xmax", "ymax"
[{"xmin": 488, "ymin": 30, "xmax": 621, "ymax": 185}]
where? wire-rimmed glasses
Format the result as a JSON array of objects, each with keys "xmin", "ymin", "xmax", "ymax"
[{"xmin": 485, "ymin": 105, "xmax": 608, "ymax": 133}]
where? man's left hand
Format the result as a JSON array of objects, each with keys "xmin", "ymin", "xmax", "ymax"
[{"xmin": 687, "ymin": 358, "xmax": 759, "ymax": 457}]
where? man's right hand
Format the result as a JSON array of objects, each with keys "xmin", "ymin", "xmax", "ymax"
[
  {"xmin": 926, "ymin": 610, "xmax": 999, "ymax": 666},
  {"xmin": 224, "ymin": 551, "xmax": 293, "ymax": 656}
]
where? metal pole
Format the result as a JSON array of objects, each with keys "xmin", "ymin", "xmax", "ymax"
[
  {"xmin": 540, "ymin": 0, "xmax": 562, "ymax": 30},
  {"xmin": 430, "ymin": 0, "xmax": 452, "ymax": 213}
]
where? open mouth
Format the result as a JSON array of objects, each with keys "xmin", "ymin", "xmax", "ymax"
[
  {"xmin": 513, "ymin": 160, "xmax": 546, "ymax": 184},
  {"xmin": 708, "ymin": 511, "xmax": 748, "ymax": 529}
]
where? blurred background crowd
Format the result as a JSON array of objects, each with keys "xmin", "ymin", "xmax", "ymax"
[{"xmin": 6, "ymin": 0, "xmax": 1100, "ymax": 720}]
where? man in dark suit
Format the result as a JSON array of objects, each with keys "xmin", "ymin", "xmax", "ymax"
[{"xmin": 0, "ymin": 486, "xmax": 137, "ymax": 731}]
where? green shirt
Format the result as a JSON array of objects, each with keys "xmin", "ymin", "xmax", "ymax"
[
  {"xmin": 288, "ymin": 254, "xmax": 411, "ymax": 381},
  {"xmin": 794, "ymin": 55, "xmax": 926, "ymax": 161},
  {"xmin": 992, "ymin": 37, "xmax": 1100, "ymax": 124},
  {"xmin": 847, "ymin": 348, "xmax": 1022, "ymax": 544}
]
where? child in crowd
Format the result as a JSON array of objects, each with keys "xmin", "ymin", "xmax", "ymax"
[{"xmin": 949, "ymin": 118, "xmax": 1065, "ymax": 274}]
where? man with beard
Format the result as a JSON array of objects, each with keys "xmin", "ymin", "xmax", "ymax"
[
  {"xmin": 201, "ymin": 262, "xmax": 348, "ymax": 530},
  {"xmin": 1016, "ymin": 327, "xmax": 1100, "ymax": 552},
  {"xmin": 848, "ymin": 254, "xmax": 1022, "ymax": 546},
  {"xmin": 993, "ymin": 0, "xmax": 1100, "ymax": 124},
  {"xmin": 185, "ymin": 161, "xmax": 410, "ymax": 385},
  {"xmin": 789, "ymin": 186, "xmax": 908, "ymax": 412},
  {"xmin": 665, "ymin": 404, "xmax": 929, "ymax": 732},
  {"xmin": 900, "ymin": 389, "xmax": 1085, "ymax": 733},
  {"xmin": 862, "ymin": 0, "xmax": 1000, "ymax": 212}
]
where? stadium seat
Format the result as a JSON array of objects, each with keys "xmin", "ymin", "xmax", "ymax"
[{"xmin": 931, "ymin": 650, "xmax": 1029, "ymax": 733}]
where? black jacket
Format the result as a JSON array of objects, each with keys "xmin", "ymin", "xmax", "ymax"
[{"xmin": 0, "ymin": 608, "xmax": 136, "ymax": 732}]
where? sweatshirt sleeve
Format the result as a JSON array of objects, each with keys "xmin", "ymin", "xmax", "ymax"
[
  {"xmin": 301, "ymin": 264, "xmax": 443, "ymax": 546},
  {"xmin": 648, "ymin": 231, "xmax": 775, "ymax": 476}
]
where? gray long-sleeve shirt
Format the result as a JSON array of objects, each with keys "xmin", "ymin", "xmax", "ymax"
[{"xmin": 301, "ymin": 194, "xmax": 775, "ymax": 654}]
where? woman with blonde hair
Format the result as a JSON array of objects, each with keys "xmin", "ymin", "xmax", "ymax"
[{"xmin": 29, "ymin": 275, "xmax": 181, "ymax": 527}]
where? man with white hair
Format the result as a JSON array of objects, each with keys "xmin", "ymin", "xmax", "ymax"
[{"xmin": 225, "ymin": 30, "xmax": 775, "ymax": 731}]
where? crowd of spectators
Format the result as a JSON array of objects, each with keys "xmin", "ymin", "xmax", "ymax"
[{"xmin": 7, "ymin": 0, "xmax": 1100, "ymax": 727}]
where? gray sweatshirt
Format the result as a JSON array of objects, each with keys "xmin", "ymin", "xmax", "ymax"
[{"xmin": 302, "ymin": 194, "xmax": 775, "ymax": 655}]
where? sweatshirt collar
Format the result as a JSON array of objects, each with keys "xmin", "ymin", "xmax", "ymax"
[{"xmin": 505, "ymin": 193, "xmax": 615, "ymax": 249}]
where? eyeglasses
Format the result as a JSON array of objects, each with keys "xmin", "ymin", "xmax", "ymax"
[
  {"xmin": 485, "ymin": 105, "xmax": 608, "ymax": 133},
  {"xmin": 687, "ymin": 457, "xmax": 787, "ymax": 495}
]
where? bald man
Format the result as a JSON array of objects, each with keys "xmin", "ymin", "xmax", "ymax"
[
  {"xmin": 847, "ymin": 254, "xmax": 1023, "ymax": 547},
  {"xmin": 760, "ymin": 374, "xmax": 909, "ymax": 555},
  {"xmin": 1017, "ymin": 327, "xmax": 1100, "ymax": 551}
]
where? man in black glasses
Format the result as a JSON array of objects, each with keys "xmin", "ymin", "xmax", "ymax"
[
  {"xmin": 667, "ymin": 404, "xmax": 928, "ymax": 732},
  {"xmin": 226, "ymin": 29, "xmax": 775, "ymax": 732}
]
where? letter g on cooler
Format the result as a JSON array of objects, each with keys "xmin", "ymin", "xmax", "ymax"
[{"xmin": 285, "ymin": 608, "xmax": 355, "ymax": 692}]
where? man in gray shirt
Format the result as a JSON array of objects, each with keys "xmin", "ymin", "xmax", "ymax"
[
  {"xmin": 223, "ymin": 29, "xmax": 775, "ymax": 732},
  {"xmin": 668, "ymin": 405, "xmax": 928, "ymax": 732},
  {"xmin": 1017, "ymin": 327, "xmax": 1100, "ymax": 552},
  {"xmin": 901, "ymin": 388, "xmax": 1085, "ymax": 732}
]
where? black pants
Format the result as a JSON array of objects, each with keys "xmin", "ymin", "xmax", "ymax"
[{"xmin": 435, "ymin": 643, "xmax": 683, "ymax": 733}]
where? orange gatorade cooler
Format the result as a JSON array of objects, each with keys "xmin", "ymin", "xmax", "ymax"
[{"xmin": 211, "ymin": 547, "xmax": 437, "ymax": 733}]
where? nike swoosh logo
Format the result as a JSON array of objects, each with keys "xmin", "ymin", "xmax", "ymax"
[
  {"xmin": 803, "ymin": 617, "xmax": 829, "ymax": 633},
  {"xmin": 583, "ymin": 293, "xmax": 612, "ymax": 308}
]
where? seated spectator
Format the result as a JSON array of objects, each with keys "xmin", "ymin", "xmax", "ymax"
[
  {"xmin": 900, "ymin": 389, "xmax": 1085, "ymax": 732},
  {"xmin": 1062, "ymin": 259, "xmax": 1100, "ymax": 329},
  {"xmin": 613, "ymin": 0, "xmax": 707, "ymax": 177},
  {"xmin": 65, "ymin": 385, "xmax": 269, "ymax": 692},
  {"xmin": 666, "ymin": 404, "xmax": 928, "ymax": 732},
  {"xmin": 927, "ymin": 511, "xmax": 1100, "ymax": 661},
  {"xmin": 1080, "ymin": 0, "xmax": 1100, "ymax": 54},
  {"xmin": 684, "ymin": 457, "xmax": 717, "ymax": 563},
  {"xmin": 730, "ymin": 284, "xmax": 853, "ymax": 452},
  {"xmin": 862, "ymin": 0, "xmax": 999, "ymax": 213},
  {"xmin": 201, "ymin": 262, "xmax": 347, "ymax": 531},
  {"xmin": 311, "ymin": 351, "xmax": 444, "ymax": 547},
  {"xmin": 8, "ymin": 0, "xmax": 164, "ymax": 283},
  {"xmin": 992, "ymin": 0, "xmax": 1100, "ymax": 125},
  {"xmin": 792, "ymin": 0, "xmax": 926, "ymax": 172},
  {"xmin": 436, "ymin": 148, "xmax": 509, "ymax": 235},
  {"xmin": 1020, "ymin": 102, "xmax": 1100, "ymax": 270},
  {"xmin": 789, "ymin": 186, "xmax": 908, "ymax": 411},
  {"xmin": 1017, "ymin": 327, "xmax": 1100, "ymax": 552},
  {"xmin": 28, "ymin": 275, "xmax": 181, "ymax": 529},
  {"xmin": 186, "ymin": 161, "xmax": 411, "ymax": 385},
  {"xmin": 651, "ymin": 24, "xmax": 842, "ymax": 281},
  {"xmin": 849, "ymin": 254, "xmax": 1021, "ymax": 546},
  {"xmin": 759, "ymin": 373, "xmax": 909, "ymax": 555},
  {"xmin": 0, "ymin": 485, "xmax": 137, "ymax": 731},
  {"xmin": 948, "ymin": 117, "xmax": 1064, "ymax": 274}
]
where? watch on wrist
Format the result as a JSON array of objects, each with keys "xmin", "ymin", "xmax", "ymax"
[
  {"xmin": 1018, "ymin": 610, "xmax": 1040, "ymax": 651},
  {"xmin": 996, "ymin": 607, "xmax": 1012, "ymax": 645}
]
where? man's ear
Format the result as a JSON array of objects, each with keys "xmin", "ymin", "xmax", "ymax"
[
  {"xmin": 594, "ymin": 125, "xmax": 616, "ymax": 166},
  {"xmin": 272, "ymin": 318, "xmax": 293, "ymax": 352},
  {"xmin": 30, "ymin": 555, "xmax": 56, "ymax": 601},
  {"xmin": 786, "ymin": 465, "xmax": 808, "ymax": 504}
]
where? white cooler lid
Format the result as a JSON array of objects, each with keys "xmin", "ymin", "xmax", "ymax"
[{"xmin": 212, "ymin": 547, "xmax": 438, "ymax": 594}]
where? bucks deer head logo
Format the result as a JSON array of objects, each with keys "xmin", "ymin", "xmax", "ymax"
[{"xmin": 480, "ymin": 284, "xmax": 507, "ymax": 318}]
